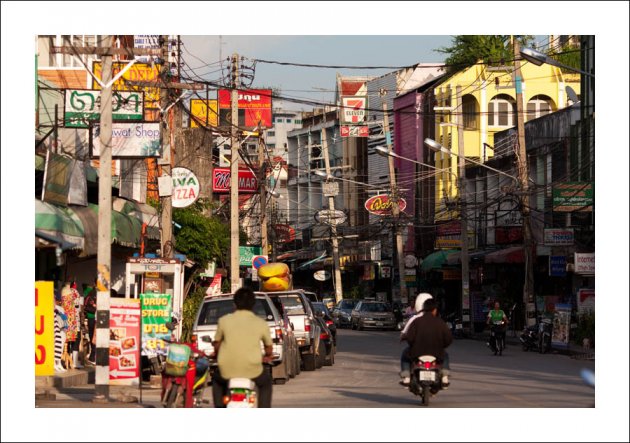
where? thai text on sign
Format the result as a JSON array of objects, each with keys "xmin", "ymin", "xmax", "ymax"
[
  {"xmin": 35, "ymin": 282, "xmax": 55, "ymax": 376},
  {"xmin": 140, "ymin": 293, "xmax": 172, "ymax": 357},
  {"xmin": 109, "ymin": 299, "xmax": 141, "ymax": 386}
]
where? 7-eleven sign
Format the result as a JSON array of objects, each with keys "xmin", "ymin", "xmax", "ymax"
[{"xmin": 342, "ymin": 96, "xmax": 367, "ymax": 124}]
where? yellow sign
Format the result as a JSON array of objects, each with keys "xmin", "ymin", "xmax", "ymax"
[
  {"xmin": 35, "ymin": 281, "xmax": 55, "ymax": 376},
  {"xmin": 190, "ymin": 99, "xmax": 218, "ymax": 127}
]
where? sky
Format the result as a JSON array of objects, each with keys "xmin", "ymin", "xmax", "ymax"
[{"xmin": 1, "ymin": 1, "xmax": 629, "ymax": 442}]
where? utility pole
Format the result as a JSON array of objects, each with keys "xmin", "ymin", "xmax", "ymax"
[
  {"xmin": 321, "ymin": 127, "xmax": 343, "ymax": 304},
  {"xmin": 230, "ymin": 53, "xmax": 241, "ymax": 292},
  {"xmin": 455, "ymin": 86, "xmax": 471, "ymax": 331},
  {"xmin": 382, "ymin": 102, "xmax": 407, "ymax": 305},
  {"xmin": 258, "ymin": 126, "xmax": 268, "ymax": 256},
  {"xmin": 95, "ymin": 35, "xmax": 114, "ymax": 401},
  {"xmin": 160, "ymin": 35, "xmax": 174, "ymax": 259},
  {"xmin": 513, "ymin": 38, "xmax": 536, "ymax": 327}
]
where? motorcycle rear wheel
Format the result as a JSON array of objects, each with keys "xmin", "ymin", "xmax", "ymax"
[
  {"xmin": 421, "ymin": 386, "xmax": 431, "ymax": 406},
  {"xmin": 165, "ymin": 385, "xmax": 179, "ymax": 408}
]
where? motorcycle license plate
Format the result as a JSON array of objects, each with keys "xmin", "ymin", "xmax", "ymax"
[
  {"xmin": 419, "ymin": 371, "xmax": 436, "ymax": 382},
  {"xmin": 455, "ymin": 324, "xmax": 463, "ymax": 330}
]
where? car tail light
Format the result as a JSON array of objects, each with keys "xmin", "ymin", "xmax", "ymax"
[
  {"xmin": 325, "ymin": 320, "xmax": 334, "ymax": 326},
  {"xmin": 320, "ymin": 332, "xmax": 329, "ymax": 340},
  {"xmin": 304, "ymin": 319, "xmax": 311, "ymax": 332},
  {"xmin": 275, "ymin": 327, "xmax": 283, "ymax": 341}
]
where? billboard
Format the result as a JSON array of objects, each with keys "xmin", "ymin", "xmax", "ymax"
[
  {"xmin": 552, "ymin": 182, "xmax": 594, "ymax": 212},
  {"xmin": 212, "ymin": 167, "xmax": 258, "ymax": 193},
  {"xmin": 91, "ymin": 122, "xmax": 161, "ymax": 158},
  {"xmin": 93, "ymin": 61, "xmax": 161, "ymax": 121},
  {"xmin": 217, "ymin": 89, "xmax": 272, "ymax": 127},
  {"xmin": 64, "ymin": 90, "xmax": 143, "ymax": 127},
  {"xmin": 190, "ymin": 99, "xmax": 219, "ymax": 127},
  {"xmin": 341, "ymin": 96, "xmax": 367, "ymax": 124},
  {"xmin": 364, "ymin": 194, "xmax": 407, "ymax": 215}
]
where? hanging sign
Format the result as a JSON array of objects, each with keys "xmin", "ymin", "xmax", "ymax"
[
  {"xmin": 171, "ymin": 167, "xmax": 200, "ymax": 208},
  {"xmin": 315, "ymin": 209, "xmax": 347, "ymax": 226},
  {"xmin": 341, "ymin": 96, "xmax": 367, "ymax": 124},
  {"xmin": 364, "ymin": 194, "xmax": 407, "ymax": 216},
  {"xmin": 313, "ymin": 270, "xmax": 331, "ymax": 281},
  {"xmin": 109, "ymin": 298, "xmax": 141, "ymax": 386}
]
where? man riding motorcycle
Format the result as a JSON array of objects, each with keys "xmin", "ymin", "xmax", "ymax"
[
  {"xmin": 401, "ymin": 298, "xmax": 452, "ymax": 389},
  {"xmin": 399, "ymin": 292, "xmax": 433, "ymax": 385},
  {"xmin": 211, "ymin": 287, "xmax": 274, "ymax": 408}
]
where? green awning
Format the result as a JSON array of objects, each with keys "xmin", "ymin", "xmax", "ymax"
[
  {"xmin": 35, "ymin": 199, "xmax": 84, "ymax": 250},
  {"xmin": 88, "ymin": 204, "xmax": 142, "ymax": 248},
  {"xmin": 112, "ymin": 197, "xmax": 160, "ymax": 240},
  {"xmin": 421, "ymin": 250, "xmax": 458, "ymax": 272}
]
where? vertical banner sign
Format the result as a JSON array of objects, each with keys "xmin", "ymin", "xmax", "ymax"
[
  {"xmin": 35, "ymin": 281, "xmax": 55, "ymax": 376},
  {"xmin": 109, "ymin": 299, "xmax": 141, "ymax": 385},
  {"xmin": 551, "ymin": 303, "xmax": 572, "ymax": 349},
  {"xmin": 140, "ymin": 293, "xmax": 172, "ymax": 357}
]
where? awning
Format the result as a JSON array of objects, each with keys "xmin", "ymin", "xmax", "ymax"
[
  {"xmin": 421, "ymin": 250, "xmax": 458, "ymax": 272},
  {"xmin": 113, "ymin": 197, "xmax": 160, "ymax": 240},
  {"xmin": 446, "ymin": 249, "xmax": 490, "ymax": 265},
  {"xmin": 87, "ymin": 204, "xmax": 142, "ymax": 248},
  {"xmin": 484, "ymin": 246, "xmax": 525, "ymax": 264},
  {"xmin": 35, "ymin": 199, "xmax": 84, "ymax": 250}
]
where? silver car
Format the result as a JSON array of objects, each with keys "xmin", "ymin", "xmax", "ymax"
[{"xmin": 350, "ymin": 300, "xmax": 397, "ymax": 331}]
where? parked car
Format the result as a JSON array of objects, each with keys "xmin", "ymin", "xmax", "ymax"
[
  {"xmin": 322, "ymin": 297, "xmax": 335, "ymax": 311},
  {"xmin": 269, "ymin": 295, "xmax": 301, "ymax": 379},
  {"xmin": 191, "ymin": 292, "xmax": 296, "ymax": 384},
  {"xmin": 332, "ymin": 299, "xmax": 358, "ymax": 328},
  {"xmin": 312, "ymin": 301, "xmax": 337, "ymax": 345},
  {"xmin": 262, "ymin": 290, "xmax": 323, "ymax": 372},
  {"xmin": 314, "ymin": 315, "xmax": 335, "ymax": 367},
  {"xmin": 350, "ymin": 300, "xmax": 397, "ymax": 331}
]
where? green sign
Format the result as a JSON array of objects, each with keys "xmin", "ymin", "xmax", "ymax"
[
  {"xmin": 64, "ymin": 90, "xmax": 143, "ymax": 128},
  {"xmin": 239, "ymin": 246, "xmax": 262, "ymax": 266},
  {"xmin": 552, "ymin": 182, "xmax": 594, "ymax": 212},
  {"xmin": 140, "ymin": 293, "xmax": 172, "ymax": 357}
]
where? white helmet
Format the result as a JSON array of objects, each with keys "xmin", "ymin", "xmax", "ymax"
[{"xmin": 414, "ymin": 292, "xmax": 433, "ymax": 313}]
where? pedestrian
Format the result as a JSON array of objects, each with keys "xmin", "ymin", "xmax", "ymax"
[
  {"xmin": 83, "ymin": 281, "xmax": 97, "ymax": 365},
  {"xmin": 54, "ymin": 292, "xmax": 68, "ymax": 372},
  {"xmin": 61, "ymin": 279, "xmax": 83, "ymax": 369}
]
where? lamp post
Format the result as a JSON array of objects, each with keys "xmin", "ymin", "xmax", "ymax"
[{"xmin": 520, "ymin": 47, "xmax": 594, "ymax": 78}]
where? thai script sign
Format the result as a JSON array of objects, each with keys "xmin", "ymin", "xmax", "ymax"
[
  {"xmin": 341, "ymin": 96, "xmax": 367, "ymax": 124},
  {"xmin": 171, "ymin": 167, "xmax": 200, "ymax": 208},
  {"xmin": 495, "ymin": 210, "xmax": 523, "ymax": 226},
  {"xmin": 239, "ymin": 246, "xmax": 262, "ymax": 267},
  {"xmin": 218, "ymin": 89, "xmax": 272, "ymax": 127},
  {"xmin": 544, "ymin": 228, "xmax": 575, "ymax": 245},
  {"xmin": 574, "ymin": 253, "xmax": 595, "ymax": 275},
  {"xmin": 551, "ymin": 303, "xmax": 572, "ymax": 349},
  {"xmin": 552, "ymin": 182, "xmax": 594, "ymax": 212},
  {"xmin": 64, "ymin": 90, "xmax": 143, "ymax": 127},
  {"xmin": 35, "ymin": 281, "xmax": 55, "ymax": 376},
  {"xmin": 315, "ymin": 209, "xmax": 347, "ymax": 226},
  {"xmin": 577, "ymin": 288, "xmax": 594, "ymax": 315},
  {"xmin": 140, "ymin": 293, "xmax": 172, "ymax": 358},
  {"xmin": 190, "ymin": 99, "xmax": 219, "ymax": 127},
  {"xmin": 212, "ymin": 168, "xmax": 258, "ymax": 193},
  {"xmin": 549, "ymin": 256, "xmax": 567, "ymax": 277},
  {"xmin": 364, "ymin": 194, "xmax": 407, "ymax": 216},
  {"xmin": 109, "ymin": 299, "xmax": 141, "ymax": 385},
  {"xmin": 341, "ymin": 125, "xmax": 369, "ymax": 137},
  {"xmin": 91, "ymin": 122, "xmax": 161, "ymax": 158}
]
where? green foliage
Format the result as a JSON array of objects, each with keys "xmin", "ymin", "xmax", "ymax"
[
  {"xmin": 549, "ymin": 44, "xmax": 581, "ymax": 74},
  {"xmin": 436, "ymin": 35, "xmax": 534, "ymax": 73},
  {"xmin": 180, "ymin": 284, "xmax": 206, "ymax": 342},
  {"xmin": 573, "ymin": 310, "xmax": 595, "ymax": 346}
]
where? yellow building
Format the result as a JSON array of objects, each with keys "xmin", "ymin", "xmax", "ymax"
[{"xmin": 431, "ymin": 61, "xmax": 580, "ymax": 221}]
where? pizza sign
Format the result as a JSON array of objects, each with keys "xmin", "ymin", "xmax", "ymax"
[{"xmin": 341, "ymin": 96, "xmax": 367, "ymax": 124}]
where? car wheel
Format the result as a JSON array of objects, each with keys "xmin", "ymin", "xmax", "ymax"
[
  {"xmin": 324, "ymin": 344, "xmax": 335, "ymax": 366},
  {"xmin": 315, "ymin": 346, "xmax": 324, "ymax": 369},
  {"xmin": 358, "ymin": 320, "xmax": 364, "ymax": 331},
  {"xmin": 295, "ymin": 352, "xmax": 301, "ymax": 376},
  {"xmin": 351, "ymin": 320, "xmax": 356, "ymax": 330},
  {"xmin": 302, "ymin": 353, "xmax": 316, "ymax": 371}
]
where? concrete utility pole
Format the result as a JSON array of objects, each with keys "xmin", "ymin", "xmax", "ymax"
[
  {"xmin": 258, "ymin": 126, "xmax": 268, "ymax": 256},
  {"xmin": 321, "ymin": 127, "xmax": 344, "ymax": 304},
  {"xmin": 513, "ymin": 38, "xmax": 536, "ymax": 327},
  {"xmin": 230, "ymin": 53, "xmax": 241, "ymax": 292},
  {"xmin": 160, "ymin": 35, "xmax": 174, "ymax": 259},
  {"xmin": 95, "ymin": 35, "xmax": 114, "ymax": 401},
  {"xmin": 455, "ymin": 86, "xmax": 471, "ymax": 330},
  {"xmin": 382, "ymin": 103, "xmax": 407, "ymax": 305}
]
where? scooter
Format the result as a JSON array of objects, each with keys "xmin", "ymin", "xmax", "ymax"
[
  {"xmin": 445, "ymin": 312, "xmax": 464, "ymax": 339},
  {"xmin": 161, "ymin": 321, "xmax": 211, "ymax": 408},
  {"xmin": 488, "ymin": 321, "xmax": 506, "ymax": 356},
  {"xmin": 408, "ymin": 355, "xmax": 445, "ymax": 407},
  {"xmin": 520, "ymin": 317, "xmax": 552, "ymax": 353}
]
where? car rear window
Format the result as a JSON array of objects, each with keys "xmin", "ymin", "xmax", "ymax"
[
  {"xmin": 340, "ymin": 300, "xmax": 357, "ymax": 309},
  {"xmin": 361, "ymin": 303, "xmax": 389, "ymax": 313},
  {"xmin": 274, "ymin": 295, "xmax": 306, "ymax": 315},
  {"xmin": 197, "ymin": 298, "xmax": 274, "ymax": 326}
]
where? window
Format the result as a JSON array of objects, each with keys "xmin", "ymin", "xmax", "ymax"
[
  {"xmin": 276, "ymin": 118, "xmax": 283, "ymax": 123},
  {"xmin": 286, "ymin": 118, "xmax": 292, "ymax": 123},
  {"xmin": 526, "ymin": 95, "xmax": 553, "ymax": 121},
  {"xmin": 267, "ymin": 131, "xmax": 275, "ymax": 137},
  {"xmin": 462, "ymin": 95, "xmax": 478, "ymax": 130},
  {"xmin": 57, "ymin": 35, "xmax": 101, "ymax": 68},
  {"xmin": 488, "ymin": 95, "xmax": 516, "ymax": 127},
  {"xmin": 268, "ymin": 144, "xmax": 276, "ymax": 150}
]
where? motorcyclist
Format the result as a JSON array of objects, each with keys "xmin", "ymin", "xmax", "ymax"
[
  {"xmin": 211, "ymin": 287, "xmax": 274, "ymax": 408},
  {"xmin": 403, "ymin": 298, "xmax": 453, "ymax": 388},
  {"xmin": 486, "ymin": 301, "xmax": 508, "ymax": 350},
  {"xmin": 399, "ymin": 292, "xmax": 433, "ymax": 386}
]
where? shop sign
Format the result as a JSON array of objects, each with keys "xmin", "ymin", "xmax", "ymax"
[
  {"xmin": 314, "ymin": 270, "xmax": 331, "ymax": 281},
  {"xmin": 551, "ymin": 303, "xmax": 572, "ymax": 349},
  {"xmin": 315, "ymin": 209, "xmax": 347, "ymax": 226},
  {"xmin": 552, "ymin": 182, "xmax": 594, "ymax": 212},
  {"xmin": 340, "ymin": 125, "xmax": 369, "ymax": 137},
  {"xmin": 133, "ymin": 35, "xmax": 160, "ymax": 63},
  {"xmin": 274, "ymin": 224, "xmax": 296, "ymax": 243},
  {"xmin": 171, "ymin": 167, "xmax": 200, "ymax": 208},
  {"xmin": 239, "ymin": 246, "xmax": 262, "ymax": 266},
  {"xmin": 109, "ymin": 298, "xmax": 141, "ymax": 385},
  {"xmin": 218, "ymin": 89, "xmax": 272, "ymax": 127},
  {"xmin": 190, "ymin": 99, "xmax": 218, "ymax": 127},
  {"xmin": 495, "ymin": 210, "xmax": 523, "ymax": 226},
  {"xmin": 577, "ymin": 288, "xmax": 595, "ymax": 315},
  {"xmin": 140, "ymin": 293, "xmax": 172, "ymax": 358},
  {"xmin": 35, "ymin": 281, "xmax": 55, "ymax": 376},
  {"xmin": 364, "ymin": 194, "xmax": 407, "ymax": 216},
  {"xmin": 574, "ymin": 253, "xmax": 595, "ymax": 275},
  {"xmin": 380, "ymin": 265, "xmax": 391, "ymax": 279},
  {"xmin": 544, "ymin": 228, "xmax": 574, "ymax": 245},
  {"xmin": 65, "ymin": 90, "xmax": 143, "ymax": 127},
  {"xmin": 341, "ymin": 96, "xmax": 367, "ymax": 124},
  {"xmin": 91, "ymin": 123, "xmax": 161, "ymax": 158},
  {"xmin": 435, "ymin": 231, "xmax": 475, "ymax": 249},
  {"xmin": 212, "ymin": 168, "xmax": 258, "ymax": 193},
  {"xmin": 549, "ymin": 256, "xmax": 567, "ymax": 277}
]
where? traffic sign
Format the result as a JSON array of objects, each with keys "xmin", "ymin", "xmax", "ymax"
[{"xmin": 252, "ymin": 255, "xmax": 268, "ymax": 270}]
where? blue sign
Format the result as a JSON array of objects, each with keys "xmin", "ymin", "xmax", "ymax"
[
  {"xmin": 252, "ymin": 255, "xmax": 268, "ymax": 270},
  {"xmin": 549, "ymin": 256, "xmax": 567, "ymax": 277}
]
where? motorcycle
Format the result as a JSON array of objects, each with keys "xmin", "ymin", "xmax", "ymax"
[
  {"xmin": 488, "ymin": 320, "xmax": 506, "ymax": 356},
  {"xmin": 408, "ymin": 355, "xmax": 445, "ymax": 406},
  {"xmin": 445, "ymin": 312, "xmax": 464, "ymax": 339},
  {"xmin": 223, "ymin": 378, "xmax": 259, "ymax": 408},
  {"xmin": 161, "ymin": 321, "xmax": 211, "ymax": 408},
  {"xmin": 520, "ymin": 317, "xmax": 552, "ymax": 353}
]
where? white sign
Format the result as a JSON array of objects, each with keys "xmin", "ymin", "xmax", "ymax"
[
  {"xmin": 171, "ymin": 167, "xmax": 200, "ymax": 208},
  {"xmin": 341, "ymin": 96, "xmax": 367, "ymax": 124},
  {"xmin": 65, "ymin": 90, "xmax": 144, "ymax": 127},
  {"xmin": 92, "ymin": 123, "xmax": 161, "ymax": 158},
  {"xmin": 574, "ymin": 253, "xmax": 595, "ymax": 275},
  {"xmin": 322, "ymin": 182, "xmax": 339, "ymax": 197},
  {"xmin": 404, "ymin": 255, "xmax": 418, "ymax": 268},
  {"xmin": 313, "ymin": 270, "xmax": 331, "ymax": 281},
  {"xmin": 315, "ymin": 209, "xmax": 347, "ymax": 226},
  {"xmin": 544, "ymin": 228, "xmax": 575, "ymax": 245},
  {"xmin": 134, "ymin": 35, "xmax": 161, "ymax": 63}
]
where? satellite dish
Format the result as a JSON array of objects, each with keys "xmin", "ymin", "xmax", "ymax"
[{"xmin": 566, "ymin": 86, "xmax": 579, "ymax": 104}]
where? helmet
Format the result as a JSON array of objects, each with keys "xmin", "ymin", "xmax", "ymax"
[{"xmin": 415, "ymin": 292, "xmax": 433, "ymax": 313}]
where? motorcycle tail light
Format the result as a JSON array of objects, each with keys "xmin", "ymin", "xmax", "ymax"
[
  {"xmin": 230, "ymin": 392, "xmax": 247, "ymax": 402},
  {"xmin": 423, "ymin": 361, "xmax": 434, "ymax": 369}
]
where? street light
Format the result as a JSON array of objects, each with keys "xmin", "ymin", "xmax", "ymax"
[
  {"xmin": 520, "ymin": 47, "xmax": 594, "ymax": 78},
  {"xmin": 312, "ymin": 169, "xmax": 384, "ymax": 189}
]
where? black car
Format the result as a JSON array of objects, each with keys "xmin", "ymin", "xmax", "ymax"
[
  {"xmin": 332, "ymin": 299, "xmax": 358, "ymax": 328},
  {"xmin": 312, "ymin": 301, "xmax": 337, "ymax": 345},
  {"xmin": 314, "ymin": 315, "xmax": 335, "ymax": 367}
]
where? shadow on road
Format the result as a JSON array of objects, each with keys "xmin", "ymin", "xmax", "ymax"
[{"xmin": 330, "ymin": 388, "xmax": 419, "ymax": 407}]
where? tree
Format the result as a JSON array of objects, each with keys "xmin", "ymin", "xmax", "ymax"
[{"xmin": 436, "ymin": 35, "xmax": 534, "ymax": 73}]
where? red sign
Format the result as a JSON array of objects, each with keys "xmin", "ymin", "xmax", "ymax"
[
  {"xmin": 218, "ymin": 89, "xmax": 272, "ymax": 127},
  {"xmin": 341, "ymin": 125, "xmax": 369, "ymax": 137},
  {"xmin": 437, "ymin": 221, "xmax": 461, "ymax": 236},
  {"xmin": 109, "ymin": 299, "xmax": 141, "ymax": 386},
  {"xmin": 212, "ymin": 168, "xmax": 258, "ymax": 193},
  {"xmin": 495, "ymin": 226, "xmax": 523, "ymax": 244},
  {"xmin": 274, "ymin": 224, "xmax": 296, "ymax": 243},
  {"xmin": 364, "ymin": 194, "xmax": 407, "ymax": 216}
]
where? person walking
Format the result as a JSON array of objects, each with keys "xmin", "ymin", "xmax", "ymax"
[
  {"xmin": 61, "ymin": 280, "xmax": 83, "ymax": 369},
  {"xmin": 83, "ymin": 283, "xmax": 97, "ymax": 365}
]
